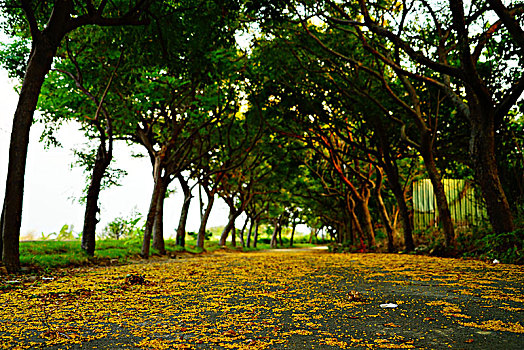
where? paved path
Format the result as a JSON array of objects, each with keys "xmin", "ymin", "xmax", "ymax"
[{"xmin": 1, "ymin": 249, "xmax": 523, "ymax": 349}]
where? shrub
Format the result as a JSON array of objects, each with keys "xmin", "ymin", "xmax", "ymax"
[
  {"xmin": 186, "ymin": 231, "xmax": 212, "ymax": 240},
  {"xmin": 479, "ymin": 229, "xmax": 523, "ymax": 264},
  {"xmin": 99, "ymin": 213, "xmax": 143, "ymax": 240}
]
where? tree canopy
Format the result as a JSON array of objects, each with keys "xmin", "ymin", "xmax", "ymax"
[{"xmin": 0, "ymin": 0, "xmax": 522, "ymax": 272}]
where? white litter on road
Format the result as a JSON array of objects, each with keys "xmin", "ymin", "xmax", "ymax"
[{"xmin": 380, "ymin": 303, "xmax": 398, "ymax": 308}]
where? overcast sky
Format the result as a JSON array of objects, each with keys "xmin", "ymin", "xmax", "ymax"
[{"xmin": 0, "ymin": 67, "xmax": 232, "ymax": 239}]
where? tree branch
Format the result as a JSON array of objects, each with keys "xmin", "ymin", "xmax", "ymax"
[
  {"xmin": 488, "ymin": 0, "xmax": 524, "ymax": 50},
  {"xmin": 21, "ymin": 0, "xmax": 40, "ymax": 38},
  {"xmin": 68, "ymin": 0, "xmax": 151, "ymax": 32},
  {"xmin": 495, "ymin": 73, "xmax": 524, "ymax": 121},
  {"xmin": 352, "ymin": 0, "xmax": 464, "ymax": 78}
]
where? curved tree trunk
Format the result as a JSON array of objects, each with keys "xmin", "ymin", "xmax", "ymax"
[
  {"xmin": 374, "ymin": 167, "xmax": 396, "ymax": 253},
  {"xmin": 470, "ymin": 111, "xmax": 514, "ymax": 233},
  {"xmin": 359, "ymin": 187, "xmax": 376, "ymax": 248},
  {"xmin": 152, "ymin": 176, "xmax": 169, "ymax": 255},
  {"xmin": 141, "ymin": 156, "xmax": 163, "ymax": 258},
  {"xmin": 2, "ymin": 41, "xmax": 57, "ymax": 272},
  {"xmin": 196, "ymin": 193, "xmax": 215, "ymax": 249},
  {"xmin": 81, "ymin": 143, "xmax": 111, "ymax": 256},
  {"xmin": 360, "ymin": 200, "xmax": 376, "ymax": 248},
  {"xmin": 238, "ymin": 217, "xmax": 248, "ymax": 248},
  {"xmin": 397, "ymin": 74, "xmax": 455, "ymax": 247},
  {"xmin": 219, "ymin": 208, "xmax": 237, "ymax": 246},
  {"xmin": 420, "ymin": 139, "xmax": 455, "ymax": 247},
  {"xmin": 175, "ymin": 175, "xmax": 192, "ymax": 247},
  {"xmin": 290, "ymin": 221, "xmax": 297, "ymax": 247},
  {"xmin": 374, "ymin": 120, "xmax": 415, "ymax": 251}
]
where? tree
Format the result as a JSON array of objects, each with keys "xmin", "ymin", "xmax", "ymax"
[
  {"xmin": 194, "ymin": 109, "xmax": 262, "ymax": 249},
  {"xmin": 35, "ymin": 0, "xmax": 245, "ymax": 258},
  {"xmin": 251, "ymin": 26, "xmax": 410, "ymax": 249},
  {"xmin": 280, "ymin": 5, "xmax": 454, "ymax": 247},
  {"xmin": 175, "ymin": 173, "xmax": 194, "ymax": 247},
  {"xmin": 322, "ymin": 0, "xmax": 524, "ymax": 233},
  {"xmin": 217, "ymin": 146, "xmax": 272, "ymax": 247},
  {"xmin": 0, "ymin": 0, "xmax": 151, "ymax": 272},
  {"xmin": 132, "ymin": 73, "xmax": 231, "ymax": 257},
  {"xmin": 247, "ymin": 15, "xmax": 419, "ymax": 250},
  {"xmin": 125, "ymin": 2, "xmax": 245, "ymax": 257},
  {"xmin": 38, "ymin": 26, "xmax": 129, "ymax": 256}
]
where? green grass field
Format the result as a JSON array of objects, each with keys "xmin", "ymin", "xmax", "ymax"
[{"xmin": 18, "ymin": 238, "xmax": 316, "ymax": 271}]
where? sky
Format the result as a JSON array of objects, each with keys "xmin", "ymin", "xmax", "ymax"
[{"xmin": 0, "ymin": 67, "xmax": 232, "ymax": 239}]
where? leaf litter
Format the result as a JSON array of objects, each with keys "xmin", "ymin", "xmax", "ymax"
[{"xmin": 0, "ymin": 251, "xmax": 523, "ymax": 349}]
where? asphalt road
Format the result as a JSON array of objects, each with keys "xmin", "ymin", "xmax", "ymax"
[{"xmin": 1, "ymin": 248, "xmax": 523, "ymax": 349}]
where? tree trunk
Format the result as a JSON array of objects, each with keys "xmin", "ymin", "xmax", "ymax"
[
  {"xmin": 383, "ymin": 159, "xmax": 414, "ymax": 251},
  {"xmin": 359, "ymin": 188, "xmax": 376, "ymax": 248},
  {"xmin": 196, "ymin": 192, "xmax": 215, "ymax": 249},
  {"xmin": 231, "ymin": 225, "xmax": 237, "ymax": 247},
  {"xmin": 274, "ymin": 214, "xmax": 285, "ymax": 248},
  {"xmin": 309, "ymin": 227, "xmax": 317, "ymax": 244},
  {"xmin": 290, "ymin": 221, "xmax": 296, "ymax": 247},
  {"xmin": 198, "ymin": 184, "xmax": 204, "ymax": 222},
  {"xmin": 152, "ymin": 176, "xmax": 169, "ymax": 255},
  {"xmin": 470, "ymin": 110, "xmax": 515, "ymax": 233},
  {"xmin": 219, "ymin": 208, "xmax": 237, "ymax": 246},
  {"xmin": 0, "ymin": 202, "xmax": 4, "ymax": 262},
  {"xmin": 270, "ymin": 218, "xmax": 279, "ymax": 248},
  {"xmin": 346, "ymin": 213, "xmax": 354, "ymax": 245},
  {"xmin": 347, "ymin": 195, "xmax": 364, "ymax": 246},
  {"xmin": 246, "ymin": 217, "xmax": 254, "ymax": 248},
  {"xmin": 394, "ymin": 184, "xmax": 414, "ymax": 250},
  {"xmin": 375, "ymin": 122, "xmax": 415, "ymax": 251},
  {"xmin": 420, "ymin": 140, "xmax": 455, "ymax": 247},
  {"xmin": 1, "ymin": 3, "xmax": 150, "ymax": 272},
  {"xmin": 141, "ymin": 156, "xmax": 163, "ymax": 258},
  {"xmin": 175, "ymin": 175, "xmax": 192, "ymax": 247},
  {"xmin": 397, "ymin": 73, "xmax": 455, "ymax": 246},
  {"xmin": 81, "ymin": 143, "xmax": 111, "ymax": 256},
  {"xmin": 278, "ymin": 221, "xmax": 283, "ymax": 247},
  {"xmin": 374, "ymin": 167, "xmax": 396, "ymax": 253},
  {"xmin": 344, "ymin": 216, "xmax": 352, "ymax": 244},
  {"xmin": 239, "ymin": 217, "xmax": 248, "ymax": 248},
  {"xmin": 350, "ymin": 215, "xmax": 361, "ymax": 245},
  {"xmin": 336, "ymin": 223, "xmax": 342, "ymax": 244},
  {"xmin": 2, "ymin": 40, "xmax": 57, "ymax": 272},
  {"xmin": 253, "ymin": 219, "xmax": 260, "ymax": 248}
]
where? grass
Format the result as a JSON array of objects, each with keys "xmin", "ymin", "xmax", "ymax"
[
  {"xmin": 17, "ymin": 237, "xmax": 317, "ymax": 272},
  {"xmin": 20, "ymin": 241, "xmax": 88, "ymax": 269}
]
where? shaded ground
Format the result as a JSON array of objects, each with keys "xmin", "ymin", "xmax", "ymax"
[{"xmin": 1, "ymin": 249, "xmax": 523, "ymax": 349}]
